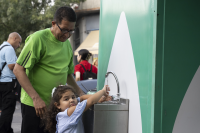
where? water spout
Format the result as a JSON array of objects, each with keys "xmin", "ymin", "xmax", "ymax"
[{"xmin": 105, "ymin": 71, "xmax": 120, "ymax": 101}]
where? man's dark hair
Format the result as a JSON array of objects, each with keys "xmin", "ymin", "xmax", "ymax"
[{"xmin": 54, "ymin": 6, "xmax": 76, "ymax": 24}]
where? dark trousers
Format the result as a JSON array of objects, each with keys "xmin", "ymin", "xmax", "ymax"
[
  {"xmin": 0, "ymin": 80, "xmax": 16, "ymax": 133},
  {"xmin": 21, "ymin": 103, "xmax": 48, "ymax": 133},
  {"xmin": 0, "ymin": 93, "xmax": 2, "ymax": 110}
]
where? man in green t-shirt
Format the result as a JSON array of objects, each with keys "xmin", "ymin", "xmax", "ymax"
[{"xmin": 13, "ymin": 6, "xmax": 83, "ymax": 133}]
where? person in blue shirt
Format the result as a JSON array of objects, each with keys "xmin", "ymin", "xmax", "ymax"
[
  {"xmin": 43, "ymin": 85, "xmax": 110, "ymax": 133},
  {"xmin": 0, "ymin": 32, "xmax": 22, "ymax": 133}
]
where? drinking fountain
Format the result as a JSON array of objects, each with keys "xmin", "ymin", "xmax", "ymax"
[{"xmin": 82, "ymin": 71, "xmax": 129, "ymax": 133}]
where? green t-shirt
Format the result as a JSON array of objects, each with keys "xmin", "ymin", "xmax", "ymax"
[{"xmin": 17, "ymin": 28, "xmax": 74, "ymax": 107}]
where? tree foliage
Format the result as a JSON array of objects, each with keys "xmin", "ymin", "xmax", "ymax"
[{"xmin": 0, "ymin": 0, "xmax": 85, "ymax": 56}]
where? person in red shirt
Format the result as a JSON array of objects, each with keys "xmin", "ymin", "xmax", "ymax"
[{"xmin": 74, "ymin": 49, "xmax": 98, "ymax": 81}]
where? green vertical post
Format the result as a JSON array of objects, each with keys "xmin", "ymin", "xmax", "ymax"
[
  {"xmin": 155, "ymin": 0, "xmax": 200, "ymax": 133},
  {"xmin": 98, "ymin": 0, "xmax": 157, "ymax": 132}
]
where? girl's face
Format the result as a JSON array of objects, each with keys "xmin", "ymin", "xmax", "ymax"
[
  {"xmin": 56, "ymin": 90, "xmax": 78, "ymax": 112},
  {"xmin": 77, "ymin": 54, "xmax": 82, "ymax": 63}
]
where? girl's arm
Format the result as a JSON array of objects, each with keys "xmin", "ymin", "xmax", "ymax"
[
  {"xmin": 80, "ymin": 95, "xmax": 91, "ymax": 101},
  {"xmin": 80, "ymin": 94, "xmax": 111, "ymax": 103},
  {"xmin": 67, "ymin": 85, "xmax": 109, "ymax": 116},
  {"xmin": 83, "ymin": 85, "xmax": 109, "ymax": 112}
]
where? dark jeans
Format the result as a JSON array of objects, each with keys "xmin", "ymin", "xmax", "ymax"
[
  {"xmin": 21, "ymin": 103, "xmax": 48, "ymax": 133},
  {"xmin": 0, "ymin": 80, "xmax": 16, "ymax": 133}
]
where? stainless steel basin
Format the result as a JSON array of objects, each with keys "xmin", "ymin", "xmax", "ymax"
[
  {"xmin": 82, "ymin": 98, "xmax": 129, "ymax": 133},
  {"xmin": 94, "ymin": 98, "xmax": 129, "ymax": 111}
]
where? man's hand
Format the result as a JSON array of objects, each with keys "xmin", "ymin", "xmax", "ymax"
[
  {"xmin": 33, "ymin": 96, "xmax": 46, "ymax": 119},
  {"xmin": 14, "ymin": 63, "xmax": 46, "ymax": 118}
]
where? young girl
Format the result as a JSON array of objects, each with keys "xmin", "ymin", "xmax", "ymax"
[{"xmin": 43, "ymin": 85, "xmax": 110, "ymax": 133}]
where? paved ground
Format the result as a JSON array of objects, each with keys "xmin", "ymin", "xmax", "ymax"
[
  {"xmin": 12, "ymin": 102, "xmax": 22, "ymax": 133},
  {"xmin": 0, "ymin": 102, "xmax": 22, "ymax": 133}
]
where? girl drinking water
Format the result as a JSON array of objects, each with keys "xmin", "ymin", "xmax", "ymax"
[{"xmin": 43, "ymin": 85, "xmax": 110, "ymax": 133}]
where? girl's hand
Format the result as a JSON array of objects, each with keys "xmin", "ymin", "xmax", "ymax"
[
  {"xmin": 102, "ymin": 85, "xmax": 110, "ymax": 96},
  {"xmin": 98, "ymin": 95, "xmax": 112, "ymax": 103}
]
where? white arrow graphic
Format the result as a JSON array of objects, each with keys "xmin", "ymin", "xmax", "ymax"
[
  {"xmin": 173, "ymin": 66, "xmax": 200, "ymax": 133},
  {"xmin": 105, "ymin": 12, "xmax": 142, "ymax": 133}
]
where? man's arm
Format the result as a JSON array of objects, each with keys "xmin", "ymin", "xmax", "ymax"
[
  {"xmin": 67, "ymin": 74, "xmax": 84, "ymax": 96},
  {"xmin": 5, "ymin": 47, "xmax": 16, "ymax": 70},
  {"xmin": 13, "ymin": 63, "xmax": 46, "ymax": 118},
  {"xmin": 7, "ymin": 64, "xmax": 15, "ymax": 70}
]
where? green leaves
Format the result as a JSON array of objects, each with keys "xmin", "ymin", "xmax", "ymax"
[
  {"xmin": 0, "ymin": 0, "xmax": 50, "ymax": 54},
  {"xmin": 0, "ymin": 0, "xmax": 84, "ymax": 56}
]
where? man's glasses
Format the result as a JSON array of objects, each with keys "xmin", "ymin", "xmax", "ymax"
[{"xmin": 56, "ymin": 23, "xmax": 75, "ymax": 35}]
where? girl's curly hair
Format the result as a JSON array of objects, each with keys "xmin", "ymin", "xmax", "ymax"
[{"xmin": 42, "ymin": 85, "xmax": 76, "ymax": 133}]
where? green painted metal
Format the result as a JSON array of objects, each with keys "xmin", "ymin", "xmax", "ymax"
[
  {"xmin": 98, "ymin": 0, "xmax": 200, "ymax": 132},
  {"xmin": 98, "ymin": 0, "xmax": 157, "ymax": 132},
  {"xmin": 155, "ymin": 0, "xmax": 200, "ymax": 133}
]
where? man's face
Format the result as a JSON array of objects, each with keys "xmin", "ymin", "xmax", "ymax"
[
  {"xmin": 13, "ymin": 37, "xmax": 22, "ymax": 49},
  {"xmin": 52, "ymin": 20, "xmax": 76, "ymax": 42}
]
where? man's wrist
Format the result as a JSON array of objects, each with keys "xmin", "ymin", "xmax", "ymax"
[{"xmin": 31, "ymin": 94, "xmax": 40, "ymax": 101}]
